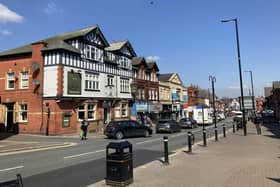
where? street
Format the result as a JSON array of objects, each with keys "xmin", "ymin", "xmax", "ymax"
[{"xmin": 0, "ymin": 118, "xmax": 233, "ymax": 187}]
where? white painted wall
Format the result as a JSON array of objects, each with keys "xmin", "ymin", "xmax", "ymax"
[{"xmin": 43, "ymin": 66, "xmax": 58, "ymax": 96}]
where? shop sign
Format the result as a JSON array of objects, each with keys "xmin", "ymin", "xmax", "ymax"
[{"xmin": 149, "ymin": 104, "xmax": 163, "ymax": 112}]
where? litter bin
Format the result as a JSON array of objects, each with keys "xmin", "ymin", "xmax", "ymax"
[{"xmin": 106, "ymin": 141, "xmax": 133, "ymax": 186}]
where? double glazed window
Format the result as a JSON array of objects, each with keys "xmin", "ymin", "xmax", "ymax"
[
  {"xmin": 120, "ymin": 78, "xmax": 129, "ymax": 93},
  {"xmin": 78, "ymin": 103, "xmax": 97, "ymax": 120},
  {"xmin": 19, "ymin": 104, "xmax": 28, "ymax": 122},
  {"xmin": 20, "ymin": 72, "xmax": 29, "ymax": 89},
  {"xmin": 7, "ymin": 72, "xmax": 15, "ymax": 89},
  {"xmin": 85, "ymin": 73, "xmax": 99, "ymax": 91}
]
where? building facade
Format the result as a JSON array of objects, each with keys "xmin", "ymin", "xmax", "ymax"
[
  {"xmin": 131, "ymin": 57, "xmax": 160, "ymax": 122},
  {"xmin": 158, "ymin": 73, "xmax": 184, "ymax": 120},
  {"xmin": 0, "ymin": 26, "xmax": 136, "ymax": 135}
]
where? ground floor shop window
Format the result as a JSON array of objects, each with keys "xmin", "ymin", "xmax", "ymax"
[
  {"xmin": 121, "ymin": 103, "xmax": 128, "ymax": 117},
  {"xmin": 78, "ymin": 103, "xmax": 97, "ymax": 120},
  {"xmin": 87, "ymin": 104, "xmax": 96, "ymax": 120}
]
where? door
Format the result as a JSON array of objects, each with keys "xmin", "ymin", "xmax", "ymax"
[
  {"xmin": 103, "ymin": 108, "xmax": 108, "ymax": 125},
  {"xmin": 6, "ymin": 104, "xmax": 14, "ymax": 132}
]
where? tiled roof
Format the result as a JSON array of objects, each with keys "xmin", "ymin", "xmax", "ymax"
[
  {"xmin": 0, "ymin": 26, "xmax": 98, "ymax": 57},
  {"xmin": 158, "ymin": 73, "xmax": 174, "ymax": 82},
  {"xmin": 105, "ymin": 40, "xmax": 128, "ymax": 51},
  {"xmin": 132, "ymin": 57, "xmax": 146, "ymax": 66}
]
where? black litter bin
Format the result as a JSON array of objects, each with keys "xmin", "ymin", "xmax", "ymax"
[{"xmin": 106, "ymin": 141, "xmax": 133, "ymax": 186}]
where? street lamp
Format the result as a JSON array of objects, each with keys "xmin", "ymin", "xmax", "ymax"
[
  {"xmin": 245, "ymin": 70, "xmax": 256, "ymax": 116},
  {"xmin": 221, "ymin": 18, "xmax": 247, "ymax": 136},
  {"xmin": 209, "ymin": 75, "xmax": 218, "ymax": 141}
]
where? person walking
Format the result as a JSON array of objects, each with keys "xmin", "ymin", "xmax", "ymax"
[{"xmin": 80, "ymin": 118, "xmax": 88, "ymax": 140}]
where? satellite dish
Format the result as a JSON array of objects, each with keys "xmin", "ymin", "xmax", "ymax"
[
  {"xmin": 31, "ymin": 61, "xmax": 39, "ymax": 71},
  {"xmin": 32, "ymin": 79, "xmax": 40, "ymax": 86}
]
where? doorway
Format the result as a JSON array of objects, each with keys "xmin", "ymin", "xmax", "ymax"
[{"xmin": 5, "ymin": 104, "xmax": 14, "ymax": 132}]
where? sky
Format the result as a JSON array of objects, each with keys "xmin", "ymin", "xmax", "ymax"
[{"xmin": 0, "ymin": 0, "xmax": 279, "ymax": 98}]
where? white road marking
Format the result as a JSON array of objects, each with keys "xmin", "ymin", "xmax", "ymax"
[
  {"xmin": 135, "ymin": 138, "xmax": 162, "ymax": 145},
  {"xmin": 0, "ymin": 165, "xmax": 24, "ymax": 172},
  {"xmin": 64, "ymin": 149, "xmax": 106, "ymax": 159}
]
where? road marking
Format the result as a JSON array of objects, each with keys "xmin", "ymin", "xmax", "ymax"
[
  {"xmin": 0, "ymin": 166, "xmax": 24, "ymax": 172},
  {"xmin": 64, "ymin": 149, "xmax": 106, "ymax": 159},
  {"xmin": 136, "ymin": 138, "xmax": 162, "ymax": 145}
]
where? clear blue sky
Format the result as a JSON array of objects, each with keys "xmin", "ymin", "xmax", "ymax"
[{"xmin": 1, "ymin": 0, "xmax": 279, "ymax": 98}]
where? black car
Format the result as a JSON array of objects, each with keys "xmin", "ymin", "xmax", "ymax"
[
  {"xmin": 104, "ymin": 120, "xmax": 153, "ymax": 139},
  {"xmin": 178, "ymin": 118, "xmax": 198, "ymax": 129},
  {"xmin": 156, "ymin": 119, "xmax": 181, "ymax": 133}
]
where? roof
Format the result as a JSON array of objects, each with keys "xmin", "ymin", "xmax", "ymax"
[
  {"xmin": 146, "ymin": 62, "xmax": 159, "ymax": 72},
  {"xmin": 132, "ymin": 57, "xmax": 147, "ymax": 66},
  {"xmin": 158, "ymin": 73, "xmax": 174, "ymax": 82},
  {"xmin": 0, "ymin": 25, "xmax": 107, "ymax": 57},
  {"xmin": 273, "ymin": 81, "xmax": 280, "ymax": 89},
  {"xmin": 106, "ymin": 40, "xmax": 137, "ymax": 57}
]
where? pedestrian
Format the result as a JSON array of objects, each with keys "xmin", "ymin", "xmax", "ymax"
[{"xmin": 80, "ymin": 118, "xmax": 88, "ymax": 140}]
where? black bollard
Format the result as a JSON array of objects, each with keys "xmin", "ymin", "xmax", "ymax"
[
  {"xmin": 203, "ymin": 129, "xmax": 207, "ymax": 146},
  {"xmin": 163, "ymin": 136, "xmax": 169, "ymax": 164},
  {"xmin": 233, "ymin": 121, "xmax": 236, "ymax": 133},
  {"xmin": 223, "ymin": 124, "xmax": 226, "ymax": 137},
  {"xmin": 215, "ymin": 127, "xmax": 218, "ymax": 141},
  {"xmin": 188, "ymin": 132, "xmax": 192, "ymax": 153}
]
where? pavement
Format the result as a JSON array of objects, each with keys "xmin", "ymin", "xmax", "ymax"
[
  {"xmin": 1, "ymin": 122, "xmax": 279, "ymax": 187},
  {"xmin": 91, "ymin": 121, "xmax": 280, "ymax": 187},
  {"xmin": 0, "ymin": 132, "xmax": 101, "ymax": 156}
]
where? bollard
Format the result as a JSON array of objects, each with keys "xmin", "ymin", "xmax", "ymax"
[
  {"xmin": 163, "ymin": 136, "xmax": 169, "ymax": 164},
  {"xmin": 233, "ymin": 121, "xmax": 236, "ymax": 133},
  {"xmin": 223, "ymin": 124, "xmax": 226, "ymax": 137},
  {"xmin": 188, "ymin": 132, "xmax": 192, "ymax": 153},
  {"xmin": 215, "ymin": 127, "xmax": 218, "ymax": 141},
  {"xmin": 203, "ymin": 129, "xmax": 207, "ymax": 146}
]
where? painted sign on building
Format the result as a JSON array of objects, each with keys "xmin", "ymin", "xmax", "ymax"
[{"xmin": 67, "ymin": 71, "xmax": 81, "ymax": 95}]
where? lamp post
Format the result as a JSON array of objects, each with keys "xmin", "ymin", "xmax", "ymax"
[
  {"xmin": 245, "ymin": 70, "xmax": 255, "ymax": 115},
  {"xmin": 221, "ymin": 18, "xmax": 247, "ymax": 136},
  {"xmin": 209, "ymin": 75, "xmax": 218, "ymax": 141}
]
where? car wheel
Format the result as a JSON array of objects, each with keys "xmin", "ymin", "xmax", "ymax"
[
  {"xmin": 115, "ymin": 131, "xmax": 124, "ymax": 140},
  {"xmin": 144, "ymin": 130, "xmax": 149, "ymax": 137}
]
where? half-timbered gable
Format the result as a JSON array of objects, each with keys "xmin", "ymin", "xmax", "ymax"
[{"xmin": 0, "ymin": 25, "xmax": 136, "ymax": 135}]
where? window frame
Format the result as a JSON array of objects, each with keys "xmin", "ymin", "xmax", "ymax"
[
  {"xmin": 19, "ymin": 104, "xmax": 28, "ymax": 122},
  {"xmin": 20, "ymin": 71, "xmax": 29, "ymax": 89},
  {"xmin": 6, "ymin": 72, "xmax": 15, "ymax": 90}
]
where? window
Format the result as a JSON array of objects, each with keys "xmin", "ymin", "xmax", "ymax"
[
  {"xmin": 107, "ymin": 76, "xmax": 114, "ymax": 86},
  {"xmin": 120, "ymin": 78, "xmax": 129, "ymax": 93},
  {"xmin": 7, "ymin": 72, "xmax": 15, "ymax": 89},
  {"xmin": 114, "ymin": 102, "xmax": 121, "ymax": 118},
  {"xmin": 19, "ymin": 104, "xmax": 28, "ymax": 122},
  {"xmin": 85, "ymin": 73, "xmax": 99, "ymax": 91},
  {"xmin": 78, "ymin": 103, "xmax": 97, "ymax": 121},
  {"xmin": 20, "ymin": 72, "xmax": 29, "ymax": 89},
  {"xmin": 87, "ymin": 104, "xmax": 96, "ymax": 120},
  {"xmin": 121, "ymin": 103, "xmax": 127, "ymax": 117},
  {"xmin": 78, "ymin": 105, "xmax": 86, "ymax": 120}
]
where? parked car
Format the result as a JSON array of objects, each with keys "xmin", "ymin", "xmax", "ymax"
[
  {"xmin": 156, "ymin": 119, "xmax": 181, "ymax": 133},
  {"xmin": 104, "ymin": 120, "xmax": 153, "ymax": 139},
  {"xmin": 178, "ymin": 118, "xmax": 198, "ymax": 129}
]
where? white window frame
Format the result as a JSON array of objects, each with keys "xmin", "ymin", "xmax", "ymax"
[
  {"xmin": 7, "ymin": 72, "xmax": 15, "ymax": 90},
  {"xmin": 87, "ymin": 103, "xmax": 96, "ymax": 120},
  {"xmin": 20, "ymin": 71, "xmax": 29, "ymax": 89},
  {"xmin": 85, "ymin": 73, "xmax": 99, "ymax": 91},
  {"xmin": 121, "ymin": 103, "xmax": 128, "ymax": 117},
  {"xmin": 19, "ymin": 104, "xmax": 28, "ymax": 122},
  {"xmin": 78, "ymin": 105, "xmax": 86, "ymax": 120}
]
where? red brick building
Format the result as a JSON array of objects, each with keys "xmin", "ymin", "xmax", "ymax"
[{"xmin": 0, "ymin": 26, "xmax": 136, "ymax": 135}]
